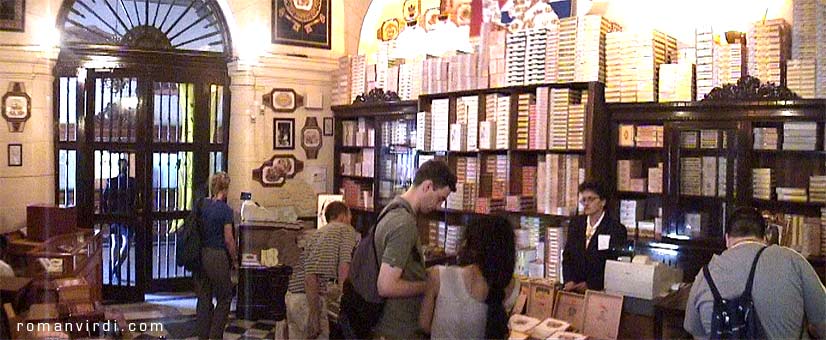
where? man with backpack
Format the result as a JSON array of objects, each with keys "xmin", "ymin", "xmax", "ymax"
[
  {"xmin": 684, "ymin": 207, "xmax": 826, "ymax": 339},
  {"xmin": 340, "ymin": 160, "xmax": 456, "ymax": 339}
]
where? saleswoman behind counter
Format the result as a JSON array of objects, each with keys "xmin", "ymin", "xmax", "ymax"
[{"xmin": 562, "ymin": 180, "xmax": 628, "ymax": 293}]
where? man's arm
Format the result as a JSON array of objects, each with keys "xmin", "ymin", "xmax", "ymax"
[
  {"xmin": 338, "ymin": 262, "xmax": 350, "ymax": 285},
  {"xmin": 377, "ymin": 263, "xmax": 426, "ymax": 298},
  {"xmin": 305, "ymin": 272, "xmax": 322, "ymax": 339},
  {"xmin": 223, "ymin": 224, "xmax": 237, "ymax": 265},
  {"xmin": 375, "ymin": 215, "xmax": 425, "ymax": 298},
  {"xmin": 418, "ymin": 267, "xmax": 440, "ymax": 333},
  {"xmin": 683, "ymin": 273, "xmax": 708, "ymax": 338},
  {"xmin": 796, "ymin": 254, "xmax": 826, "ymax": 338}
]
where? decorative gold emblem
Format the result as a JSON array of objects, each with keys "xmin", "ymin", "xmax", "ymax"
[{"xmin": 279, "ymin": 0, "xmax": 325, "ymax": 33}]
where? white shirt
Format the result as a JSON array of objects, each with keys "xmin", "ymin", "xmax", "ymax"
[
  {"xmin": 585, "ymin": 211, "xmax": 605, "ymax": 249},
  {"xmin": 0, "ymin": 260, "xmax": 14, "ymax": 277}
]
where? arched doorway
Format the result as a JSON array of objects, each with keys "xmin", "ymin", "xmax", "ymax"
[{"xmin": 53, "ymin": 0, "xmax": 233, "ymax": 303}]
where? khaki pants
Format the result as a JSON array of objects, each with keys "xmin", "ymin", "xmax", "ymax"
[{"xmin": 285, "ymin": 291, "xmax": 329, "ymax": 339}]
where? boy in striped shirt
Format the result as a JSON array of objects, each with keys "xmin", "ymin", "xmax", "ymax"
[{"xmin": 286, "ymin": 201, "xmax": 358, "ymax": 339}]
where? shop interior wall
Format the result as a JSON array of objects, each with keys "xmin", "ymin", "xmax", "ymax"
[{"xmin": 0, "ymin": 0, "xmax": 375, "ymax": 233}]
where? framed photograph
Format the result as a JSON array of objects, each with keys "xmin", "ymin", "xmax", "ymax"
[
  {"xmin": 8, "ymin": 143, "xmax": 21, "ymax": 166},
  {"xmin": 582, "ymin": 290, "xmax": 624, "ymax": 340},
  {"xmin": 273, "ymin": 118, "xmax": 295, "ymax": 150},
  {"xmin": 272, "ymin": 0, "xmax": 331, "ymax": 49},
  {"xmin": 323, "ymin": 117, "xmax": 334, "ymax": 136},
  {"xmin": 553, "ymin": 291, "xmax": 586, "ymax": 332},
  {"xmin": 252, "ymin": 154, "xmax": 305, "ymax": 187},
  {"xmin": 0, "ymin": 0, "xmax": 25, "ymax": 32}
]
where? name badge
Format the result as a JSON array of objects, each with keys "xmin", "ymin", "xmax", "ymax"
[{"xmin": 598, "ymin": 235, "xmax": 610, "ymax": 250}]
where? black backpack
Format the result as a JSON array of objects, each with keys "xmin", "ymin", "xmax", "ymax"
[
  {"xmin": 339, "ymin": 202, "xmax": 406, "ymax": 339},
  {"xmin": 176, "ymin": 197, "xmax": 206, "ymax": 271},
  {"xmin": 702, "ymin": 246, "xmax": 768, "ymax": 340}
]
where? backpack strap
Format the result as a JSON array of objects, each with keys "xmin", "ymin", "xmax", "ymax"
[
  {"xmin": 369, "ymin": 202, "xmax": 406, "ymax": 274},
  {"xmin": 702, "ymin": 265, "xmax": 724, "ymax": 304},
  {"xmin": 743, "ymin": 246, "xmax": 768, "ymax": 298}
]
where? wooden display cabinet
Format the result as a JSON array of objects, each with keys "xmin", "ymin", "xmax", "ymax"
[
  {"xmin": 609, "ymin": 99, "xmax": 826, "ymax": 280},
  {"xmin": 21, "ymin": 230, "xmax": 103, "ymax": 305},
  {"xmin": 235, "ymin": 223, "xmax": 301, "ymax": 321},
  {"xmin": 331, "ymin": 100, "xmax": 419, "ymax": 234}
]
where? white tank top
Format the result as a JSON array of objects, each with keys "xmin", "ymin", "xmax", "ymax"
[{"xmin": 431, "ymin": 266, "xmax": 488, "ymax": 340}]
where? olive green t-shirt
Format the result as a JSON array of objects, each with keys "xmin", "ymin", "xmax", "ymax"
[{"xmin": 373, "ymin": 197, "xmax": 426, "ymax": 339}]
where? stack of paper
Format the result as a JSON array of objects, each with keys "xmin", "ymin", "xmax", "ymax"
[
  {"xmin": 718, "ymin": 157, "xmax": 728, "ymax": 197},
  {"xmin": 487, "ymin": 30, "xmax": 507, "ymax": 88},
  {"xmin": 545, "ymin": 227, "xmax": 566, "ymax": 282},
  {"xmin": 549, "ymin": 89, "xmax": 571, "ymax": 150},
  {"xmin": 752, "ymin": 168, "xmax": 773, "ymax": 200},
  {"xmin": 428, "ymin": 220, "xmax": 443, "ymax": 250},
  {"xmin": 544, "ymin": 24, "xmax": 560, "ymax": 83},
  {"xmin": 716, "ymin": 38, "xmax": 746, "ymax": 86},
  {"xmin": 786, "ymin": 59, "xmax": 816, "ymax": 98},
  {"xmin": 445, "ymin": 224, "xmax": 466, "ymax": 255},
  {"xmin": 821, "ymin": 207, "xmax": 826, "ymax": 255},
  {"xmin": 753, "ymin": 127, "xmax": 779, "ymax": 150},
  {"xmin": 680, "ymin": 157, "xmax": 703, "ymax": 196},
  {"xmin": 459, "ymin": 96, "xmax": 480, "ymax": 150},
  {"xmin": 526, "ymin": 28, "xmax": 550, "ymax": 85},
  {"xmin": 783, "ymin": 121, "xmax": 817, "ymax": 151},
  {"xmin": 620, "ymin": 199, "xmax": 645, "ymax": 236},
  {"xmin": 747, "ymin": 18, "xmax": 790, "ymax": 85},
  {"xmin": 332, "ymin": 56, "xmax": 352, "ymax": 105},
  {"xmin": 793, "ymin": 0, "xmax": 826, "ymax": 97},
  {"xmin": 648, "ymin": 163, "xmax": 664, "ymax": 193},
  {"xmin": 700, "ymin": 130, "xmax": 718, "ymax": 149},
  {"xmin": 636, "ymin": 125, "xmax": 664, "ymax": 147},
  {"xmin": 517, "ymin": 93, "xmax": 532, "ymax": 149},
  {"xmin": 520, "ymin": 217, "xmax": 542, "ymax": 249},
  {"xmin": 557, "ymin": 17, "xmax": 578, "ymax": 82},
  {"xmin": 617, "ymin": 160, "xmax": 643, "ymax": 192},
  {"xmin": 695, "ymin": 26, "xmax": 717, "ymax": 100},
  {"xmin": 431, "ymin": 99, "xmax": 450, "ymax": 151},
  {"xmin": 568, "ymin": 91, "xmax": 587, "ymax": 150},
  {"xmin": 702, "ymin": 157, "xmax": 718, "ymax": 197},
  {"xmin": 810, "ymin": 176, "xmax": 826, "ymax": 203},
  {"xmin": 495, "ymin": 94, "xmax": 511, "ymax": 149},
  {"xmin": 350, "ymin": 55, "xmax": 367, "ymax": 100},
  {"xmin": 606, "ymin": 30, "xmax": 677, "ymax": 102},
  {"xmin": 534, "ymin": 87, "xmax": 550, "ymax": 150},
  {"xmin": 658, "ymin": 63, "xmax": 695, "ymax": 102},
  {"xmin": 507, "ymin": 31, "xmax": 528, "ymax": 86},
  {"xmin": 777, "ymin": 187, "xmax": 808, "ymax": 202}
]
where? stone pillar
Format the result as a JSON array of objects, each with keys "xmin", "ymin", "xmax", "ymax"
[{"xmin": 0, "ymin": 47, "xmax": 58, "ymax": 233}]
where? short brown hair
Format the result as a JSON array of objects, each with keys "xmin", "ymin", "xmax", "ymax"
[
  {"xmin": 210, "ymin": 172, "xmax": 230, "ymax": 196},
  {"xmin": 324, "ymin": 201, "xmax": 350, "ymax": 222},
  {"xmin": 414, "ymin": 160, "xmax": 457, "ymax": 192}
]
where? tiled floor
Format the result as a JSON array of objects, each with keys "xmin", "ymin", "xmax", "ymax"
[{"xmin": 111, "ymin": 293, "xmax": 284, "ymax": 340}]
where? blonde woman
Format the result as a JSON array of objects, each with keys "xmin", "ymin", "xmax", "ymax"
[{"xmin": 195, "ymin": 172, "xmax": 238, "ymax": 339}]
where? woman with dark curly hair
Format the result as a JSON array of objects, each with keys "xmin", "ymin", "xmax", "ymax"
[{"xmin": 419, "ymin": 216, "xmax": 516, "ymax": 339}]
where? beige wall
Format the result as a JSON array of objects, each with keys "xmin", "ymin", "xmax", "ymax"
[{"xmin": 0, "ymin": 0, "xmax": 374, "ymax": 233}]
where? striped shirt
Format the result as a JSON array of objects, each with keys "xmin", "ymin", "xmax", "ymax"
[{"xmin": 288, "ymin": 221, "xmax": 359, "ymax": 294}]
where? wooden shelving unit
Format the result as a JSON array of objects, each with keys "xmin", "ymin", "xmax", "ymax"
[{"xmin": 609, "ymin": 99, "xmax": 826, "ymax": 279}]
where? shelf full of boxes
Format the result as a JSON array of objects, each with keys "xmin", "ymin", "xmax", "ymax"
[{"xmin": 333, "ymin": 9, "xmax": 826, "ymax": 281}]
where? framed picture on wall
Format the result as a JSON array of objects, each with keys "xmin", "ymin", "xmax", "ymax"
[
  {"xmin": 8, "ymin": 143, "xmax": 21, "ymax": 166},
  {"xmin": 272, "ymin": 0, "xmax": 331, "ymax": 49},
  {"xmin": 323, "ymin": 117, "xmax": 334, "ymax": 136},
  {"xmin": 273, "ymin": 118, "xmax": 295, "ymax": 150},
  {"xmin": 0, "ymin": 0, "xmax": 25, "ymax": 32}
]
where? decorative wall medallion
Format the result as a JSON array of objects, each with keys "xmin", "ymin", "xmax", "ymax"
[
  {"xmin": 422, "ymin": 8, "xmax": 441, "ymax": 31},
  {"xmin": 301, "ymin": 117, "xmax": 323, "ymax": 159},
  {"xmin": 252, "ymin": 154, "xmax": 305, "ymax": 187},
  {"xmin": 2, "ymin": 82, "xmax": 31, "ymax": 133},
  {"xmin": 402, "ymin": 0, "xmax": 421, "ymax": 22},
  {"xmin": 263, "ymin": 88, "xmax": 304, "ymax": 113},
  {"xmin": 378, "ymin": 18, "xmax": 402, "ymax": 41},
  {"xmin": 273, "ymin": 0, "xmax": 331, "ymax": 49}
]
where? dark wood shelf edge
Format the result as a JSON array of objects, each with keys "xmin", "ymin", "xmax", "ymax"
[
  {"xmin": 432, "ymin": 208, "xmax": 572, "ymax": 219},
  {"xmin": 418, "ymin": 81, "xmax": 593, "ymax": 100}
]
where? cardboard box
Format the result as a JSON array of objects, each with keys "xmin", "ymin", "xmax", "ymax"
[{"xmin": 604, "ymin": 260, "xmax": 683, "ymax": 299}]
